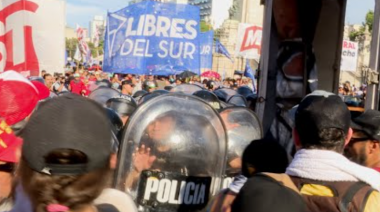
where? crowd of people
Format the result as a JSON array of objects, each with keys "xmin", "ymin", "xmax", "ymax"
[
  {"xmin": 338, "ymin": 81, "xmax": 367, "ymax": 107},
  {"xmin": 1, "ymin": 66, "xmax": 380, "ymax": 212},
  {"xmin": 37, "ymin": 66, "xmax": 256, "ymax": 98}
]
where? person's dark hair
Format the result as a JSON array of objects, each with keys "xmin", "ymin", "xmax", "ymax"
[
  {"xmin": 297, "ymin": 127, "xmax": 346, "ymax": 153},
  {"xmin": 43, "ymin": 73, "xmax": 52, "ymax": 80},
  {"xmin": 241, "ymin": 139, "xmax": 289, "ymax": 177},
  {"xmin": 19, "ymin": 149, "xmax": 111, "ymax": 212}
]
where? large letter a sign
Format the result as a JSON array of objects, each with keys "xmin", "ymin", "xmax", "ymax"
[{"xmin": 0, "ymin": 0, "xmax": 65, "ymax": 76}]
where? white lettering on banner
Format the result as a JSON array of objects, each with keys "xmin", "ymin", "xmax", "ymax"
[
  {"xmin": 201, "ymin": 46, "xmax": 211, "ymax": 55},
  {"xmin": 120, "ymin": 39, "xmax": 195, "ymax": 59},
  {"xmin": 124, "ymin": 15, "xmax": 197, "ymax": 39},
  {"xmin": 144, "ymin": 178, "xmax": 207, "ymax": 205},
  {"xmin": 340, "ymin": 40, "xmax": 359, "ymax": 72}
]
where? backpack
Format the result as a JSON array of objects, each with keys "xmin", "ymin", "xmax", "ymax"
[{"xmin": 263, "ymin": 173, "xmax": 375, "ymax": 212}]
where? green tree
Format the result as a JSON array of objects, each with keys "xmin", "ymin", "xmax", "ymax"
[
  {"xmin": 200, "ymin": 21, "xmax": 212, "ymax": 32},
  {"xmin": 365, "ymin": 10, "xmax": 374, "ymax": 33},
  {"xmin": 65, "ymin": 38, "xmax": 78, "ymax": 59},
  {"xmin": 349, "ymin": 27, "xmax": 365, "ymax": 41},
  {"xmin": 349, "ymin": 10, "xmax": 374, "ymax": 41}
]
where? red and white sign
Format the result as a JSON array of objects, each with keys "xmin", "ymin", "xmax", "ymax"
[
  {"xmin": 0, "ymin": 0, "xmax": 65, "ymax": 76},
  {"xmin": 341, "ymin": 40, "xmax": 359, "ymax": 72},
  {"xmin": 235, "ymin": 24, "xmax": 262, "ymax": 60}
]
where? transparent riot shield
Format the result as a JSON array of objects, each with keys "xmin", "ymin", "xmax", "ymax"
[
  {"xmin": 115, "ymin": 93, "xmax": 227, "ymax": 212},
  {"xmin": 170, "ymin": 84, "xmax": 204, "ymax": 95},
  {"xmin": 219, "ymin": 107, "xmax": 263, "ymax": 189}
]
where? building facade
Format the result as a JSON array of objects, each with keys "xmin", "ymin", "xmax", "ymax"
[
  {"xmin": 89, "ymin": 16, "xmax": 106, "ymax": 44},
  {"xmin": 188, "ymin": 0, "xmax": 233, "ymax": 29},
  {"xmin": 340, "ymin": 24, "xmax": 371, "ymax": 86}
]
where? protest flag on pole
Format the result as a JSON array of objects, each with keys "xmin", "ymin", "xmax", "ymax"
[
  {"xmin": 74, "ymin": 45, "xmax": 82, "ymax": 61},
  {"xmin": 215, "ymin": 40, "xmax": 233, "ymax": 63},
  {"xmin": 244, "ymin": 59, "xmax": 257, "ymax": 93}
]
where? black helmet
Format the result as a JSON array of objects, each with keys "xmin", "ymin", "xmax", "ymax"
[
  {"xmin": 164, "ymin": 85, "xmax": 173, "ymax": 91},
  {"xmin": 237, "ymin": 86, "xmax": 253, "ymax": 98},
  {"xmin": 133, "ymin": 90, "xmax": 148, "ymax": 102},
  {"xmin": 193, "ymin": 90, "xmax": 221, "ymax": 110},
  {"xmin": 152, "ymin": 90, "xmax": 169, "ymax": 95},
  {"xmin": 96, "ymin": 79, "xmax": 112, "ymax": 88},
  {"xmin": 228, "ymin": 95, "xmax": 248, "ymax": 107},
  {"xmin": 107, "ymin": 95, "xmax": 137, "ymax": 117}
]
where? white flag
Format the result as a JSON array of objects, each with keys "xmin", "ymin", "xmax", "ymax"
[{"xmin": 74, "ymin": 45, "xmax": 82, "ymax": 61}]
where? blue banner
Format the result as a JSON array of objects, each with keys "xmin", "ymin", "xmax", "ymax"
[
  {"xmin": 200, "ymin": 31, "xmax": 213, "ymax": 70},
  {"xmin": 103, "ymin": 1, "xmax": 201, "ymax": 75}
]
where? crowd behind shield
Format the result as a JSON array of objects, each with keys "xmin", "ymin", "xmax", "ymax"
[{"xmin": 1, "ymin": 66, "xmax": 380, "ymax": 212}]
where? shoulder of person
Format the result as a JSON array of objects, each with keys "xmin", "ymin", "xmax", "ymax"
[
  {"xmin": 363, "ymin": 190, "xmax": 380, "ymax": 212},
  {"xmin": 95, "ymin": 188, "xmax": 138, "ymax": 212}
]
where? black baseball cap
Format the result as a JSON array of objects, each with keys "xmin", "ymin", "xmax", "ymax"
[
  {"xmin": 21, "ymin": 94, "xmax": 112, "ymax": 175},
  {"xmin": 295, "ymin": 90, "xmax": 351, "ymax": 134},
  {"xmin": 351, "ymin": 110, "xmax": 380, "ymax": 141},
  {"xmin": 122, "ymin": 80, "xmax": 134, "ymax": 87}
]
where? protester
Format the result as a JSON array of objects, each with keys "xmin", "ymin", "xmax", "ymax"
[
  {"xmin": 43, "ymin": 73, "xmax": 54, "ymax": 90},
  {"xmin": 143, "ymin": 75, "xmax": 158, "ymax": 92},
  {"xmin": 345, "ymin": 110, "xmax": 380, "ymax": 173},
  {"xmin": 121, "ymin": 80, "xmax": 135, "ymax": 96},
  {"xmin": 40, "ymin": 70, "xmax": 47, "ymax": 78},
  {"xmin": 52, "ymin": 75, "xmax": 68, "ymax": 93},
  {"xmin": 286, "ymin": 90, "xmax": 380, "ymax": 211},
  {"xmin": 69, "ymin": 73, "xmax": 87, "ymax": 96},
  {"xmin": 0, "ymin": 121, "xmax": 23, "ymax": 211},
  {"xmin": 19, "ymin": 95, "xmax": 117, "ymax": 212},
  {"xmin": 208, "ymin": 138, "xmax": 289, "ymax": 212}
]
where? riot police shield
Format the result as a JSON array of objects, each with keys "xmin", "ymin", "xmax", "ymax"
[
  {"xmin": 219, "ymin": 107, "xmax": 263, "ymax": 188},
  {"xmin": 237, "ymin": 86, "xmax": 254, "ymax": 98},
  {"xmin": 115, "ymin": 93, "xmax": 227, "ymax": 212},
  {"xmin": 214, "ymin": 88, "xmax": 237, "ymax": 102},
  {"xmin": 227, "ymin": 95, "xmax": 248, "ymax": 107},
  {"xmin": 170, "ymin": 84, "xmax": 204, "ymax": 95}
]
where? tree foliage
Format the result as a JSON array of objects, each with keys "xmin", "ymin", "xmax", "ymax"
[
  {"xmin": 65, "ymin": 38, "xmax": 104, "ymax": 60},
  {"xmin": 348, "ymin": 10, "xmax": 374, "ymax": 41},
  {"xmin": 200, "ymin": 21, "xmax": 212, "ymax": 32},
  {"xmin": 365, "ymin": 10, "xmax": 374, "ymax": 33}
]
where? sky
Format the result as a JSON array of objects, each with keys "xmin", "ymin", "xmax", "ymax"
[
  {"xmin": 345, "ymin": 0, "xmax": 375, "ymax": 24},
  {"xmin": 66, "ymin": 0, "xmax": 130, "ymax": 28},
  {"xmin": 66, "ymin": 0, "xmax": 375, "ymax": 28}
]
